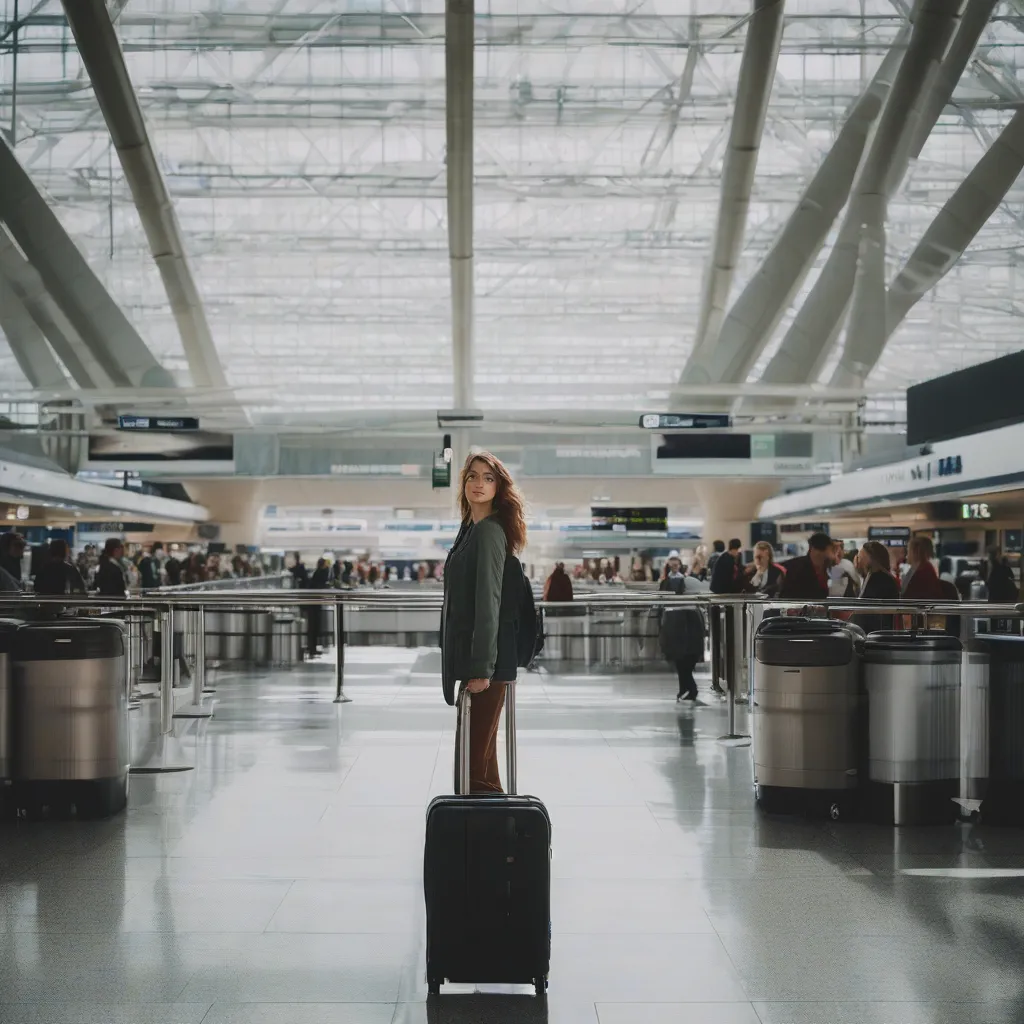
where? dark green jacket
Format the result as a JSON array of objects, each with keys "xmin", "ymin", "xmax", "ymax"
[{"xmin": 441, "ymin": 516, "xmax": 518, "ymax": 705}]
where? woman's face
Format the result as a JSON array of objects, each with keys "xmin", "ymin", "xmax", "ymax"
[
  {"xmin": 858, "ymin": 546, "xmax": 871, "ymax": 575},
  {"xmin": 464, "ymin": 459, "xmax": 498, "ymax": 509},
  {"xmin": 754, "ymin": 546, "xmax": 770, "ymax": 571}
]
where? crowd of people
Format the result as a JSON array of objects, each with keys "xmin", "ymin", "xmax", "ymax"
[
  {"xmin": 0, "ymin": 533, "xmax": 270, "ymax": 597},
  {"xmin": 642, "ymin": 532, "xmax": 1018, "ymax": 702}
]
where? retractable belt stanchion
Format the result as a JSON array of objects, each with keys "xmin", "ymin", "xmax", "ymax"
[
  {"xmin": 175, "ymin": 605, "xmax": 213, "ymax": 720},
  {"xmin": 334, "ymin": 600, "xmax": 352, "ymax": 704},
  {"xmin": 719, "ymin": 601, "xmax": 750, "ymax": 744},
  {"xmin": 160, "ymin": 605, "xmax": 174, "ymax": 736}
]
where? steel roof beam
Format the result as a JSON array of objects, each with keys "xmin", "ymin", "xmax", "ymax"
[
  {"xmin": 446, "ymin": 0, "xmax": 474, "ymax": 410},
  {"xmin": 673, "ymin": 35, "xmax": 905, "ymax": 393},
  {"xmin": 0, "ymin": 275, "xmax": 69, "ymax": 391},
  {"xmin": 0, "ymin": 136, "xmax": 174, "ymax": 389},
  {"xmin": 830, "ymin": 0, "xmax": 1000, "ymax": 391},
  {"xmin": 685, "ymin": 0, "xmax": 784, "ymax": 377},
  {"xmin": 0, "ymin": 226, "xmax": 110, "ymax": 389},
  {"xmin": 756, "ymin": 0, "xmax": 963, "ymax": 392},
  {"xmin": 60, "ymin": 0, "xmax": 227, "ymax": 390},
  {"xmin": 832, "ymin": 105, "xmax": 1024, "ymax": 388}
]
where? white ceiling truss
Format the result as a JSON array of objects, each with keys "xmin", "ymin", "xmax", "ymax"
[{"xmin": 0, "ymin": 1, "xmax": 1023, "ymax": 424}]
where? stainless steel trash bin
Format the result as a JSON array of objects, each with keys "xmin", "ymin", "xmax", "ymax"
[
  {"xmin": 12, "ymin": 620, "xmax": 129, "ymax": 818},
  {"xmin": 271, "ymin": 613, "xmax": 302, "ymax": 666},
  {"xmin": 753, "ymin": 617, "xmax": 865, "ymax": 819},
  {"xmin": 863, "ymin": 630, "xmax": 961, "ymax": 825},
  {"xmin": 967, "ymin": 635, "xmax": 1024, "ymax": 825}
]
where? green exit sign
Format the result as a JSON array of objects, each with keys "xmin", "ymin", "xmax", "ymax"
[{"xmin": 432, "ymin": 454, "xmax": 451, "ymax": 489}]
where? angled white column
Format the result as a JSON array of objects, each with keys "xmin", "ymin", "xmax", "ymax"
[
  {"xmin": 0, "ymin": 226, "xmax": 111, "ymax": 390},
  {"xmin": 686, "ymin": 0, "xmax": 784, "ymax": 368},
  {"xmin": 446, "ymin": 0, "xmax": 475, "ymax": 410},
  {"xmin": 61, "ymin": 0, "xmax": 227, "ymax": 390},
  {"xmin": 0, "ymin": 276, "xmax": 69, "ymax": 390},
  {"xmin": 758, "ymin": 0, "xmax": 960, "ymax": 389},
  {"xmin": 677, "ymin": 35, "xmax": 905, "ymax": 392},
  {"xmin": 832, "ymin": 106, "xmax": 1024, "ymax": 389},
  {"xmin": 0, "ymin": 136, "xmax": 175, "ymax": 389},
  {"xmin": 907, "ymin": 0, "xmax": 1001, "ymax": 160}
]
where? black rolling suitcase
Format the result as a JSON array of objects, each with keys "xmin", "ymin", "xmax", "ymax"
[{"xmin": 424, "ymin": 682, "xmax": 551, "ymax": 996}]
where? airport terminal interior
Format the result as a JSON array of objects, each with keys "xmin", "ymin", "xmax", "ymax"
[{"xmin": 4, "ymin": 1, "xmax": 1024, "ymax": 1022}]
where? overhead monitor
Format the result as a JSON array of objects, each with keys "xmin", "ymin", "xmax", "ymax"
[
  {"xmin": 118, "ymin": 415, "xmax": 200, "ymax": 431},
  {"xmin": 656, "ymin": 433, "xmax": 752, "ymax": 460},
  {"xmin": 906, "ymin": 351, "xmax": 1024, "ymax": 445},
  {"xmin": 591, "ymin": 507, "xmax": 668, "ymax": 533},
  {"xmin": 868, "ymin": 526, "xmax": 912, "ymax": 547},
  {"xmin": 640, "ymin": 413, "xmax": 731, "ymax": 430},
  {"xmin": 88, "ymin": 430, "xmax": 233, "ymax": 466}
]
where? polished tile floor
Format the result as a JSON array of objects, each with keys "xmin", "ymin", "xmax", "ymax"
[{"xmin": 2, "ymin": 648, "xmax": 1024, "ymax": 1023}]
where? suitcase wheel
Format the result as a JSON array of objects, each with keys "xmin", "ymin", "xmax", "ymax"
[{"xmin": 534, "ymin": 976, "xmax": 548, "ymax": 996}]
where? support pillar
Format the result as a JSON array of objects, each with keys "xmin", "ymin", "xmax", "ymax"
[{"xmin": 695, "ymin": 480, "xmax": 779, "ymax": 551}]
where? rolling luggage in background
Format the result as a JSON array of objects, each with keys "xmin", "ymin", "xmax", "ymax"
[{"xmin": 424, "ymin": 682, "xmax": 551, "ymax": 996}]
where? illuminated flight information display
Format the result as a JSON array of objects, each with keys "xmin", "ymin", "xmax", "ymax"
[{"xmin": 591, "ymin": 507, "xmax": 668, "ymax": 533}]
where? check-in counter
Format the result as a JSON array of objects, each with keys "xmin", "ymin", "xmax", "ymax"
[
  {"xmin": 345, "ymin": 607, "xmax": 440, "ymax": 649},
  {"xmin": 539, "ymin": 606, "xmax": 664, "ymax": 672}
]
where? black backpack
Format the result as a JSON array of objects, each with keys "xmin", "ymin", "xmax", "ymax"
[{"xmin": 507, "ymin": 557, "xmax": 544, "ymax": 667}]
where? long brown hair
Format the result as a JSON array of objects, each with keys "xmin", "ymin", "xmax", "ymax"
[
  {"xmin": 861, "ymin": 541, "xmax": 891, "ymax": 574},
  {"xmin": 458, "ymin": 450, "xmax": 528, "ymax": 555}
]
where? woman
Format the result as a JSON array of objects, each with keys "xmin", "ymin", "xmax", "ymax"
[
  {"xmin": 33, "ymin": 539, "xmax": 87, "ymax": 596},
  {"xmin": 902, "ymin": 535, "xmax": 944, "ymax": 600},
  {"xmin": 853, "ymin": 540, "xmax": 900, "ymax": 635},
  {"xmin": 742, "ymin": 541, "xmax": 785, "ymax": 597},
  {"xmin": 441, "ymin": 451, "xmax": 527, "ymax": 793},
  {"xmin": 658, "ymin": 555, "xmax": 706, "ymax": 701}
]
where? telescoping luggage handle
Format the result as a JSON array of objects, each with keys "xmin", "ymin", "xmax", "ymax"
[{"xmin": 457, "ymin": 682, "xmax": 517, "ymax": 797}]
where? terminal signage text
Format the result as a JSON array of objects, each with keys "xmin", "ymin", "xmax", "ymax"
[
  {"xmin": 118, "ymin": 415, "xmax": 200, "ymax": 431},
  {"xmin": 639, "ymin": 413, "xmax": 731, "ymax": 430}
]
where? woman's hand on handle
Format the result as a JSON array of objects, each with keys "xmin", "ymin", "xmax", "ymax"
[{"xmin": 466, "ymin": 678, "xmax": 490, "ymax": 693}]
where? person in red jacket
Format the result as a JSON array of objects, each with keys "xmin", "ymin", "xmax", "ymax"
[
  {"xmin": 902, "ymin": 535, "xmax": 944, "ymax": 600},
  {"xmin": 779, "ymin": 532, "xmax": 834, "ymax": 602}
]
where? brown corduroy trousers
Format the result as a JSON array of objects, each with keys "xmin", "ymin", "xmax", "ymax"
[{"xmin": 456, "ymin": 682, "xmax": 507, "ymax": 793}]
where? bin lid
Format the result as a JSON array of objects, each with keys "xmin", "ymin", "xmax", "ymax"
[
  {"xmin": 14, "ymin": 620, "xmax": 124, "ymax": 661},
  {"xmin": 755, "ymin": 626, "xmax": 855, "ymax": 668},
  {"xmin": 862, "ymin": 630, "xmax": 962, "ymax": 663},
  {"xmin": 0, "ymin": 618, "xmax": 21, "ymax": 655},
  {"xmin": 756, "ymin": 616, "xmax": 848, "ymax": 638},
  {"xmin": 969, "ymin": 634, "xmax": 1024, "ymax": 662}
]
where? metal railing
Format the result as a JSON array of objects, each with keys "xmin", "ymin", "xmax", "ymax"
[{"xmin": 0, "ymin": 589, "xmax": 1019, "ymax": 759}]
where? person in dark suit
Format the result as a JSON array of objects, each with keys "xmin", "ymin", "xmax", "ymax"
[
  {"xmin": 985, "ymin": 546, "xmax": 1018, "ymax": 603},
  {"xmin": 0, "ymin": 531, "xmax": 26, "ymax": 586},
  {"xmin": 289, "ymin": 552, "xmax": 309, "ymax": 589},
  {"xmin": 659, "ymin": 559, "xmax": 706, "ymax": 701},
  {"xmin": 710, "ymin": 538, "xmax": 743, "ymax": 594},
  {"xmin": 93, "ymin": 539, "xmax": 128, "ymax": 597},
  {"xmin": 441, "ymin": 451, "xmax": 528, "ymax": 793},
  {"xmin": 33, "ymin": 539, "xmax": 87, "ymax": 596},
  {"xmin": 305, "ymin": 557, "xmax": 333, "ymax": 658},
  {"xmin": 779, "ymin": 532, "xmax": 833, "ymax": 602},
  {"xmin": 852, "ymin": 541, "xmax": 900, "ymax": 635}
]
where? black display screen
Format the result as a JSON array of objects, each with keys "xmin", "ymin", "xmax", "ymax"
[
  {"xmin": 591, "ymin": 507, "xmax": 668, "ymax": 533},
  {"xmin": 907, "ymin": 350, "xmax": 1024, "ymax": 445},
  {"xmin": 868, "ymin": 526, "xmax": 911, "ymax": 547},
  {"xmin": 656, "ymin": 433, "xmax": 752, "ymax": 460}
]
